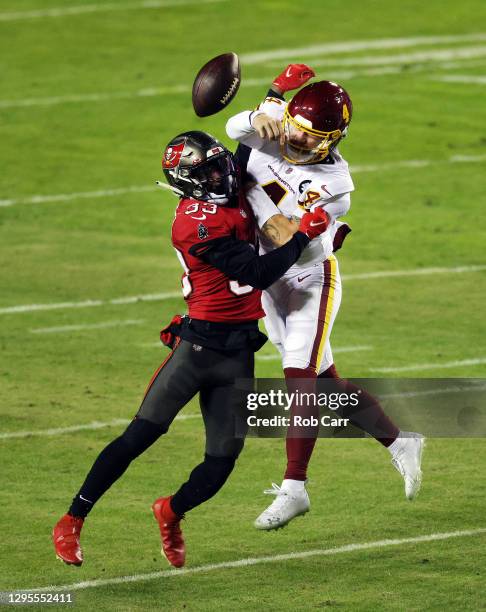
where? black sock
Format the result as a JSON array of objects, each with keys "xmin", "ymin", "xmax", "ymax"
[
  {"xmin": 68, "ymin": 418, "xmax": 165, "ymax": 518},
  {"xmin": 170, "ymin": 454, "xmax": 236, "ymax": 516}
]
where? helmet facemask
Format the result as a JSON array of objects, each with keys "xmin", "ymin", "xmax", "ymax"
[
  {"xmin": 188, "ymin": 154, "xmax": 237, "ymax": 205},
  {"xmin": 281, "ymin": 107, "xmax": 343, "ymax": 165},
  {"xmin": 163, "ymin": 134, "xmax": 238, "ymax": 205}
]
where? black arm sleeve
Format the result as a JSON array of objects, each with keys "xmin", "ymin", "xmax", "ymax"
[{"xmin": 189, "ymin": 232, "xmax": 310, "ymax": 290}]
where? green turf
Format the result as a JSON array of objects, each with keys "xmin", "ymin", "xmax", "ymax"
[{"xmin": 1, "ymin": 0, "xmax": 486, "ymax": 609}]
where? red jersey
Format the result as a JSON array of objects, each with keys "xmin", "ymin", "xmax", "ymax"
[{"xmin": 171, "ymin": 195, "xmax": 265, "ymax": 323}]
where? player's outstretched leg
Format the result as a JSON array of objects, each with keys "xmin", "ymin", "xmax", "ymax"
[
  {"xmin": 255, "ymin": 367, "xmax": 315, "ymax": 530},
  {"xmin": 319, "ymin": 365, "xmax": 425, "ymax": 499},
  {"xmin": 52, "ymin": 418, "xmax": 166, "ymax": 565}
]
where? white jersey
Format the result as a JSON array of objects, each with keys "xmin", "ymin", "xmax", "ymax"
[{"xmin": 226, "ymin": 96, "xmax": 354, "ymax": 268}]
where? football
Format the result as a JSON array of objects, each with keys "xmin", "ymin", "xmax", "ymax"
[{"xmin": 192, "ymin": 52, "xmax": 241, "ymax": 117}]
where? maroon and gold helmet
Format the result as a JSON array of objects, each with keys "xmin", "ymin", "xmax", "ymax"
[{"xmin": 282, "ymin": 80, "xmax": 352, "ymax": 164}]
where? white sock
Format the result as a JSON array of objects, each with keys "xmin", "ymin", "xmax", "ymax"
[{"xmin": 281, "ymin": 479, "xmax": 306, "ymax": 492}]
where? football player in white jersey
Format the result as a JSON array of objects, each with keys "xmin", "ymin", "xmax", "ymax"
[{"xmin": 226, "ymin": 65, "xmax": 425, "ymax": 530}]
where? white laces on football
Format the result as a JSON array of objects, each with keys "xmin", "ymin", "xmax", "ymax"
[{"xmin": 263, "ymin": 483, "xmax": 287, "ymax": 496}]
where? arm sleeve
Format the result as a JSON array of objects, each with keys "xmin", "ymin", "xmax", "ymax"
[
  {"xmin": 321, "ymin": 192, "xmax": 352, "ymax": 219},
  {"xmin": 225, "ymin": 110, "xmax": 266, "ymax": 149},
  {"xmin": 226, "ymin": 95, "xmax": 286, "ymax": 149},
  {"xmin": 246, "ymin": 183, "xmax": 281, "ymax": 228},
  {"xmin": 188, "ymin": 232, "xmax": 310, "ymax": 290}
]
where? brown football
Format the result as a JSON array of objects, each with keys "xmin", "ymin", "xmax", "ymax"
[{"xmin": 192, "ymin": 52, "xmax": 241, "ymax": 117}]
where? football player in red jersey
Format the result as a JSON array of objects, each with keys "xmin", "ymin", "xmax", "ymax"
[{"xmin": 52, "ymin": 131, "xmax": 331, "ymax": 568}]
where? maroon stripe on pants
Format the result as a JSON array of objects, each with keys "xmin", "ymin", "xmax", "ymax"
[{"xmin": 308, "ymin": 259, "xmax": 331, "ymax": 372}]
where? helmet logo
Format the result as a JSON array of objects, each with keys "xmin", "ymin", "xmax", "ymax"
[
  {"xmin": 342, "ymin": 103, "xmax": 350, "ymax": 124},
  {"xmin": 162, "ymin": 142, "xmax": 185, "ymax": 169}
]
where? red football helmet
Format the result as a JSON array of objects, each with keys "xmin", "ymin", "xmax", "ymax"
[{"xmin": 282, "ymin": 80, "xmax": 352, "ymax": 164}]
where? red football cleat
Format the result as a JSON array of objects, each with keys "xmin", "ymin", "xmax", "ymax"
[
  {"xmin": 152, "ymin": 496, "xmax": 185, "ymax": 568},
  {"xmin": 53, "ymin": 514, "xmax": 84, "ymax": 566}
]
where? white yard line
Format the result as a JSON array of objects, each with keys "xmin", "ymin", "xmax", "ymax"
[
  {"xmin": 240, "ymin": 33, "xmax": 486, "ymax": 64},
  {"xmin": 0, "ymin": 185, "xmax": 157, "ymax": 207},
  {"xmin": 0, "ymin": 56, "xmax": 483, "ymax": 111},
  {"xmin": 341, "ymin": 264, "xmax": 486, "ymax": 281},
  {"xmin": 30, "ymin": 319, "xmax": 144, "ymax": 334},
  {"xmin": 379, "ymin": 384, "xmax": 486, "ymax": 400},
  {"xmin": 271, "ymin": 46, "xmax": 486, "ymax": 68},
  {"xmin": 2, "ymin": 153, "xmax": 485, "ymax": 209},
  {"xmin": 350, "ymin": 152, "xmax": 486, "ymax": 173},
  {"xmin": 0, "ymin": 292, "xmax": 181, "ymax": 315},
  {"xmin": 370, "ymin": 357, "xmax": 486, "ymax": 373},
  {"xmin": 433, "ymin": 74, "xmax": 486, "ymax": 84},
  {"xmin": 0, "ymin": 0, "xmax": 224, "ymax": 21},
  {"xmin": 0, "ymin": 85, "xmax": 193, "ymax": 110},
  {"xmin": 0, "ymin": 71, "xmax": 398, "ymax": 110},
  {"xmin": 0, "ymin": 414, "xmax": 200, "ymax": 440},
  {"xmin": 26, "ymin": 528, "xmax": 486, "ymax": 592},
  {"xmin": 0, "ymin": 78, "xmax": 275, "ymax": 110},
  {"xmin": 1, "ymin": 265, "xmax": 484, "ymax": 316},
  {"xmin": 257, "ymin": 345, "xmax": 373, "ymax": 361}
]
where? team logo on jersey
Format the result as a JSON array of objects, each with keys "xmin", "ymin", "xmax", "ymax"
[
  {"xmin": 197, "ymin": 222, "xmax": 209, "ymax": 240},
  {"xmin": 162, "ymin": 142, "xmax": 185, "ymax": 169},
  {"xmin": 298, "ymin": 180, "xmax": 312, "ymax": 193},
  {"xmin": 240, "ymin": 208, "xmax": 247, "ymax": 218},
  {"xmin": 301, "ymin": 190, "xmax": 321, "ymax": 209},
  {"xmin": 298, "ymin": 180, "xmax": 322, "ymax": 210}
]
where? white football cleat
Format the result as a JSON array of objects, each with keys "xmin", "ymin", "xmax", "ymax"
[
  {"xmin": 254, "ymin": 480, "xmax": 310, "ymax": 530},
  {"xmin": 390, "ymin": 432, "xmax": 425, "ymax": 500}
]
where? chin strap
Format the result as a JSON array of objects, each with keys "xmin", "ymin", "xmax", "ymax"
[
  {"xmin": 156, "ymin": 180, "xmax": 183, "ymax": 197},
  {"xmin": 207, "ymin": 193, "xmax": 230, "ymax": 205}
]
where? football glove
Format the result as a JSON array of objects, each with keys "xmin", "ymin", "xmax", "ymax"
[
  {"xmin": 272, "ymin": 64, "xmax": 315, "ymax": 93},
  {"xmin": 299, "ymin": 207, "xmax": 330, "ymax": 240}
]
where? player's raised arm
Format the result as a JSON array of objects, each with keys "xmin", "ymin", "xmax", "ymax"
[{"xmin": 225, "ymin": 109, "xmax": 283, "ymax": 149}]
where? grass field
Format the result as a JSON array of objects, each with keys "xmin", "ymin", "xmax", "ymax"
[{"xmin": 1, "ymin": 0, "xmax": 486, "ymax": 609}]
